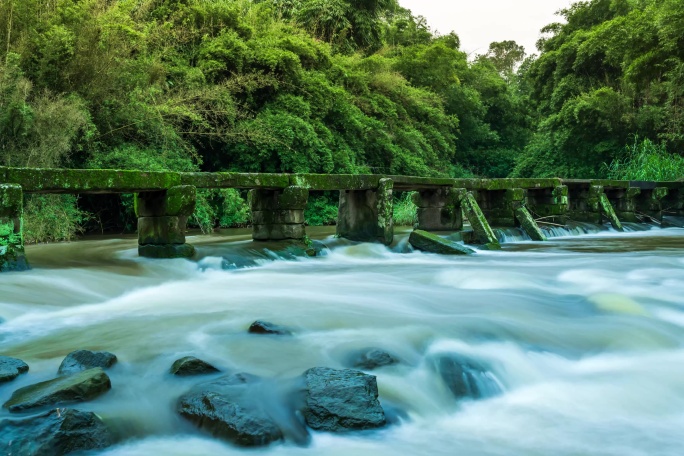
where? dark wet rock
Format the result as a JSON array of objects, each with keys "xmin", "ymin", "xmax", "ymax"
[
  {"xmin": 170, "ymin": 356, "xmax": 220, "ymax": 376},
  {"xmin": 177, "ymin": 373, "xmax": 285, "ymax": 447},
  {"xmin": 346, "ymin": 348, "xmax": 399, "ymax": 371},
  {"xmin": 302, "ymin": 367, "xmax": 386, "ymax": 432},
  {"xmin": 58, "ymin": 350, "xmax": 117, "ymax": 375},
  {"xmin": 433, "ymin": 354, "xmax": 501, "ymax": 400},
  {"xmin": 0, "ymin": 408, "xmax": 114, "ymax": 455},
  {"xmin": 3, "ymin": 368, "xmax": 112, "ymax": 412},
  {"xmin": 0, "ymin": 356, "xmax": 29, "ymax": 383},
  {"xmin": 248, "ymin": 320, "xmax": 293, "ymax": 336},
  {"xmin": 409, "ymin": 230, "xmax": 475, "ymax": 255}
]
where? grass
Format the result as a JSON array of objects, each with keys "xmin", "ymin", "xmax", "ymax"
[{"xmin": 604, "ymin": 137, "xmax": 684, "ymax": 181}]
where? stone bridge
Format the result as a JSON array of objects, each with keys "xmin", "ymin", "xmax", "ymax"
[{"xmin": 1, "ymin": 166, "xmax": 683, "ymax": 271}]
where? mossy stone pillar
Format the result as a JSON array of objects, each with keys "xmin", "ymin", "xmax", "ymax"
[
  {"xmin": 526, "ymin": 185, "xmax": 569, "ymax": 224},
  {"xmin": 635, "ymin": 187, "xmax": 669, "ymax": 221},
  {"xmin": 137, "ymin": 185, "xmax": 196, "ymax": 258},
  {"xmin": 413, "ymin": 187, "xmax": 465, "ymax": 231},
  {"xmin": 663, "ymin": 187, "xmax": 684, "ymax": 217},
  {"xmin": 337, "ymin": 178, "xmax": 394, "ymax": 245},
  {"xmin": 461, "ymin": 192, "xmax": 500, "ymax": 249},
  {"xmin": 567, "ymin": 184, "xmax": 603, "ymax": 224},
  {"xmin": 612, "ymin": 187, "xmax": 640, "ymax": 222},
  {"xmin": 475, "ymin": 188, "xmax": 525, "ymax": 227},
  {"xmin": 250, "ymin": 186, "xmax": 308, "ymax": 241},
  {"xmin": 0, "ymin": 184, "xmax": 29, "ymax": 272}
]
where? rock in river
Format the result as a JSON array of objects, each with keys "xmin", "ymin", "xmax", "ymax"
[
  {"xmin": 302, "ymin": 367, "xmax": 386, "ymax": 432},
  {"xmin": 3, "ymin": 368, "xmax": 112, "ymax": 412},
  {"xmin": 248, "ymin": 320, "xmax": 293, "ymax": 336},
  {"xmin": 433, "ymin": 354, "xmax": 501, "ymax": 400},
  {"xmin": 409, "ymin": 230, "xmax": 475, "ymax": 255},
  {"xmin": 346, "ymin": 348, "xmax": 399, "ymax": 371},
  {"xmin": 0, "ymin": 408, "xmax": 113, "ymax": 456},
  {"xmin": 170, "ymin": 356, "xmax": 220, "ymax": 376},
  {"xmin": 0, "ymin": 356, "xmax": 29, "ymax": 384},
  {"xmin": 58, "ymin": 350, "xmax": 118, "ymax": 375},
  {"xmin": 177, "ymin": 373, "xmax": 285, "ymax": 446}
]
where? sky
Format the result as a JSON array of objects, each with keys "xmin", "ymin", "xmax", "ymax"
[{"xmin": 399, "ymin": 0, "xmax": 575, "ymax": 57}]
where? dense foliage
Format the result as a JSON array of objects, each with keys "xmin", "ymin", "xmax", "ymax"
[
  {"xmin": 514, "ymin": 0, "xmax": 684, "ymax": 178},
  {"xmin": 0, "ymin": 0, "xmax": 682, "ymax": 240}
]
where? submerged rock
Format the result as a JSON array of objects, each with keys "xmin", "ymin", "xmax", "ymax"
[
  {"xmin": 3, "ymin": 368, "xmax": 112, "ymax": 412},
  {"xmin": 177, "ymin": 373, "xmax": 285, "ymax": 446},
  {"xmin": 0, "ymin": 408, "xmax": 114, "ymax": 455},
  {"xmin": 0, "ymin": 356, "xmax": 29, "ymax": 383},
  {"xmin": 302, "ymin": 367, "xmax": 386, "ymax": 432},
  {"xmin": 170, "ymin": 356, "xmax": 220, "ymax": 376},
  {"xmin": 248, "ymin": 320, "xmax": 293, "ymax": 336},
  {"xmin": 58, "ymin": 350, "xmax": 117, "ymax": 375},
  {"xmin": 409, "ymin": 230, "xmax": 475, "ymax": 255},
  {"xmin": 433, "ymin": 354, "xmax": 501, "ymax": 400},
  {"xmin": 346, "ymin": 348, "xmax": 399, "ymax": 371}
]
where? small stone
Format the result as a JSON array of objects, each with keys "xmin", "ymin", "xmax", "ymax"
[
  {"xmin": 0, "ymin": 356, "xmax": 29, "ymax": 384},
  {"xmin": 0, "ymin": 408, "xmax": 114, "ymax": 455},
  {"xmin": 170, "ymin": 356, "xmax": 220, "ymax": 376},
  {"xmin": 58, "ymin": 350, "xmax": 117, "ymax": 375},
  {"xmin": 409, "ymin": 230, "xmax": 475, "ymax": 255},
  {"xmin": 346, "ymin": 348, "xmax": 399, "ymax": 370},
  {"xmin": 248, "ymin": 321, "xmax": 293, "ymax": 336},
  {"xmin": 302, "ymin": 367, "xmax": 386, "ymax": 432},
  {"xmin": 3, "ymin": 368, "xmax": 111, "ymax": 412}
]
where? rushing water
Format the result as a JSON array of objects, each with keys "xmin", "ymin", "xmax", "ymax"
[{"xmin": 2, "ymin": 225, "xmax": 684, "ymax": 455}]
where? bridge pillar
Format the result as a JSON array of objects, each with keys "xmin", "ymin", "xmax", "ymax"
[
  {"xmin": 635, "ymin": 187, "xmax": 669, "ymax": 221},
  {"xmin": 474, "ymin": 189, "xmax": 524, "ymax": 227},
  {"xmin": 412, "ymin": 187, "xmax": 465, "ymax": 231},
  {"xmin": 337, "ymin": 178, "xmax": 393, "ymax": 245},
  {"xmin": 136, "ymin": 185, "xmax": 196, "ymax": 258},
  {"xmin": 567, "ymin": 184, "xmax": 604, "ymax": 224},
  {"xmin": 610, "ymin": 187, "xmax": 640, "ymax": 222},
  {"xmin": 0, "ymin": 184, "xmax": 29, "ymax": 272},
  {"xmin": 526, "ymin": 186, "xmax": 569, "ymax": 224},
  {"xmin": 663, "ymin": 187, "xmax": 684, "ymax": 217},
  {"xmin": 249, "ymin": 186, "xmax": 308, "ymax": 241}
]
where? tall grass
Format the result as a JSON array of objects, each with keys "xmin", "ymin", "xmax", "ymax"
[
  {"xmin": 393, "ymin": 192, "xmax": 417, "ymax": 226},
  {"xmin": 604, "ymin": 137, "xmax": 684, "ymax": 181}
]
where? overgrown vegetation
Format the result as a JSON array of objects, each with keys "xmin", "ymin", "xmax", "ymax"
[{"xmin": 0, "ymin": 0, "xmax": 682, "ymax": 241}]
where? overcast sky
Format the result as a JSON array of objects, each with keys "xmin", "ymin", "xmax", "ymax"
[{"xmin": 399, "ymin": 0, "xmax": 575, "ymax": 57}]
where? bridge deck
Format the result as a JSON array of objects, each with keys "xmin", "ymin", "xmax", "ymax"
[{"xmin": 1, "ymin": 167, "xmax": 570, "ymax": 193}]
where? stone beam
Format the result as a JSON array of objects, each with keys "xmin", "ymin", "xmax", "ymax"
[{"xmin": 1, "ymin": 167, "xmax": 180, "ymax": 194}]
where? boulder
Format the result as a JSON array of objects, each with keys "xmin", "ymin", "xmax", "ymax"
[
  {"xmin": 0, "ymin": 356, "xmax": 29, "ymax": 383},
  {"xmin": 177, "ymin": 373, "xmax": 284, "ymax": 446},
  {"xmin": 346, "ymin": 348, "xmax": 399, "ymax": 371},
  {"xmin": 0, "ymin": 408, "xmax": 113, "ymax": 456},
  {"xmin": 302, "ymin": 367, "xmax": 386, "ymax": 432},
  {"xmin": 409, "ymin": 230, "xmax": 475, "ymax": 255},
  {"xmin": 58, "ymin": 350, "xmax": 117, "ymax": 375},
  {"xmin": 170, "ymin": 356, "xmax": 220, "ymax": 376},
  {"xmin": 433, "ymin": 354, "xmax": 501, "ymax": 400},
  {"xmin": 248, "ymin": 321, "xmax": 293, "ymax": 336},
  {"xmin": 3, "ymin": 368, "xmax": 111, "ymax": 412}
]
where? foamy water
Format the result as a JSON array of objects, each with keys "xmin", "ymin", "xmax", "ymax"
[{"xmin": 1, "ymin": 227, "xmax": 684, "ymax": 455}]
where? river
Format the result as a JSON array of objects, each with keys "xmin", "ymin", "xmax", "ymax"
[{"xmin": 1, "ymin": 225, "xmax": 684, "ymax": 455}]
